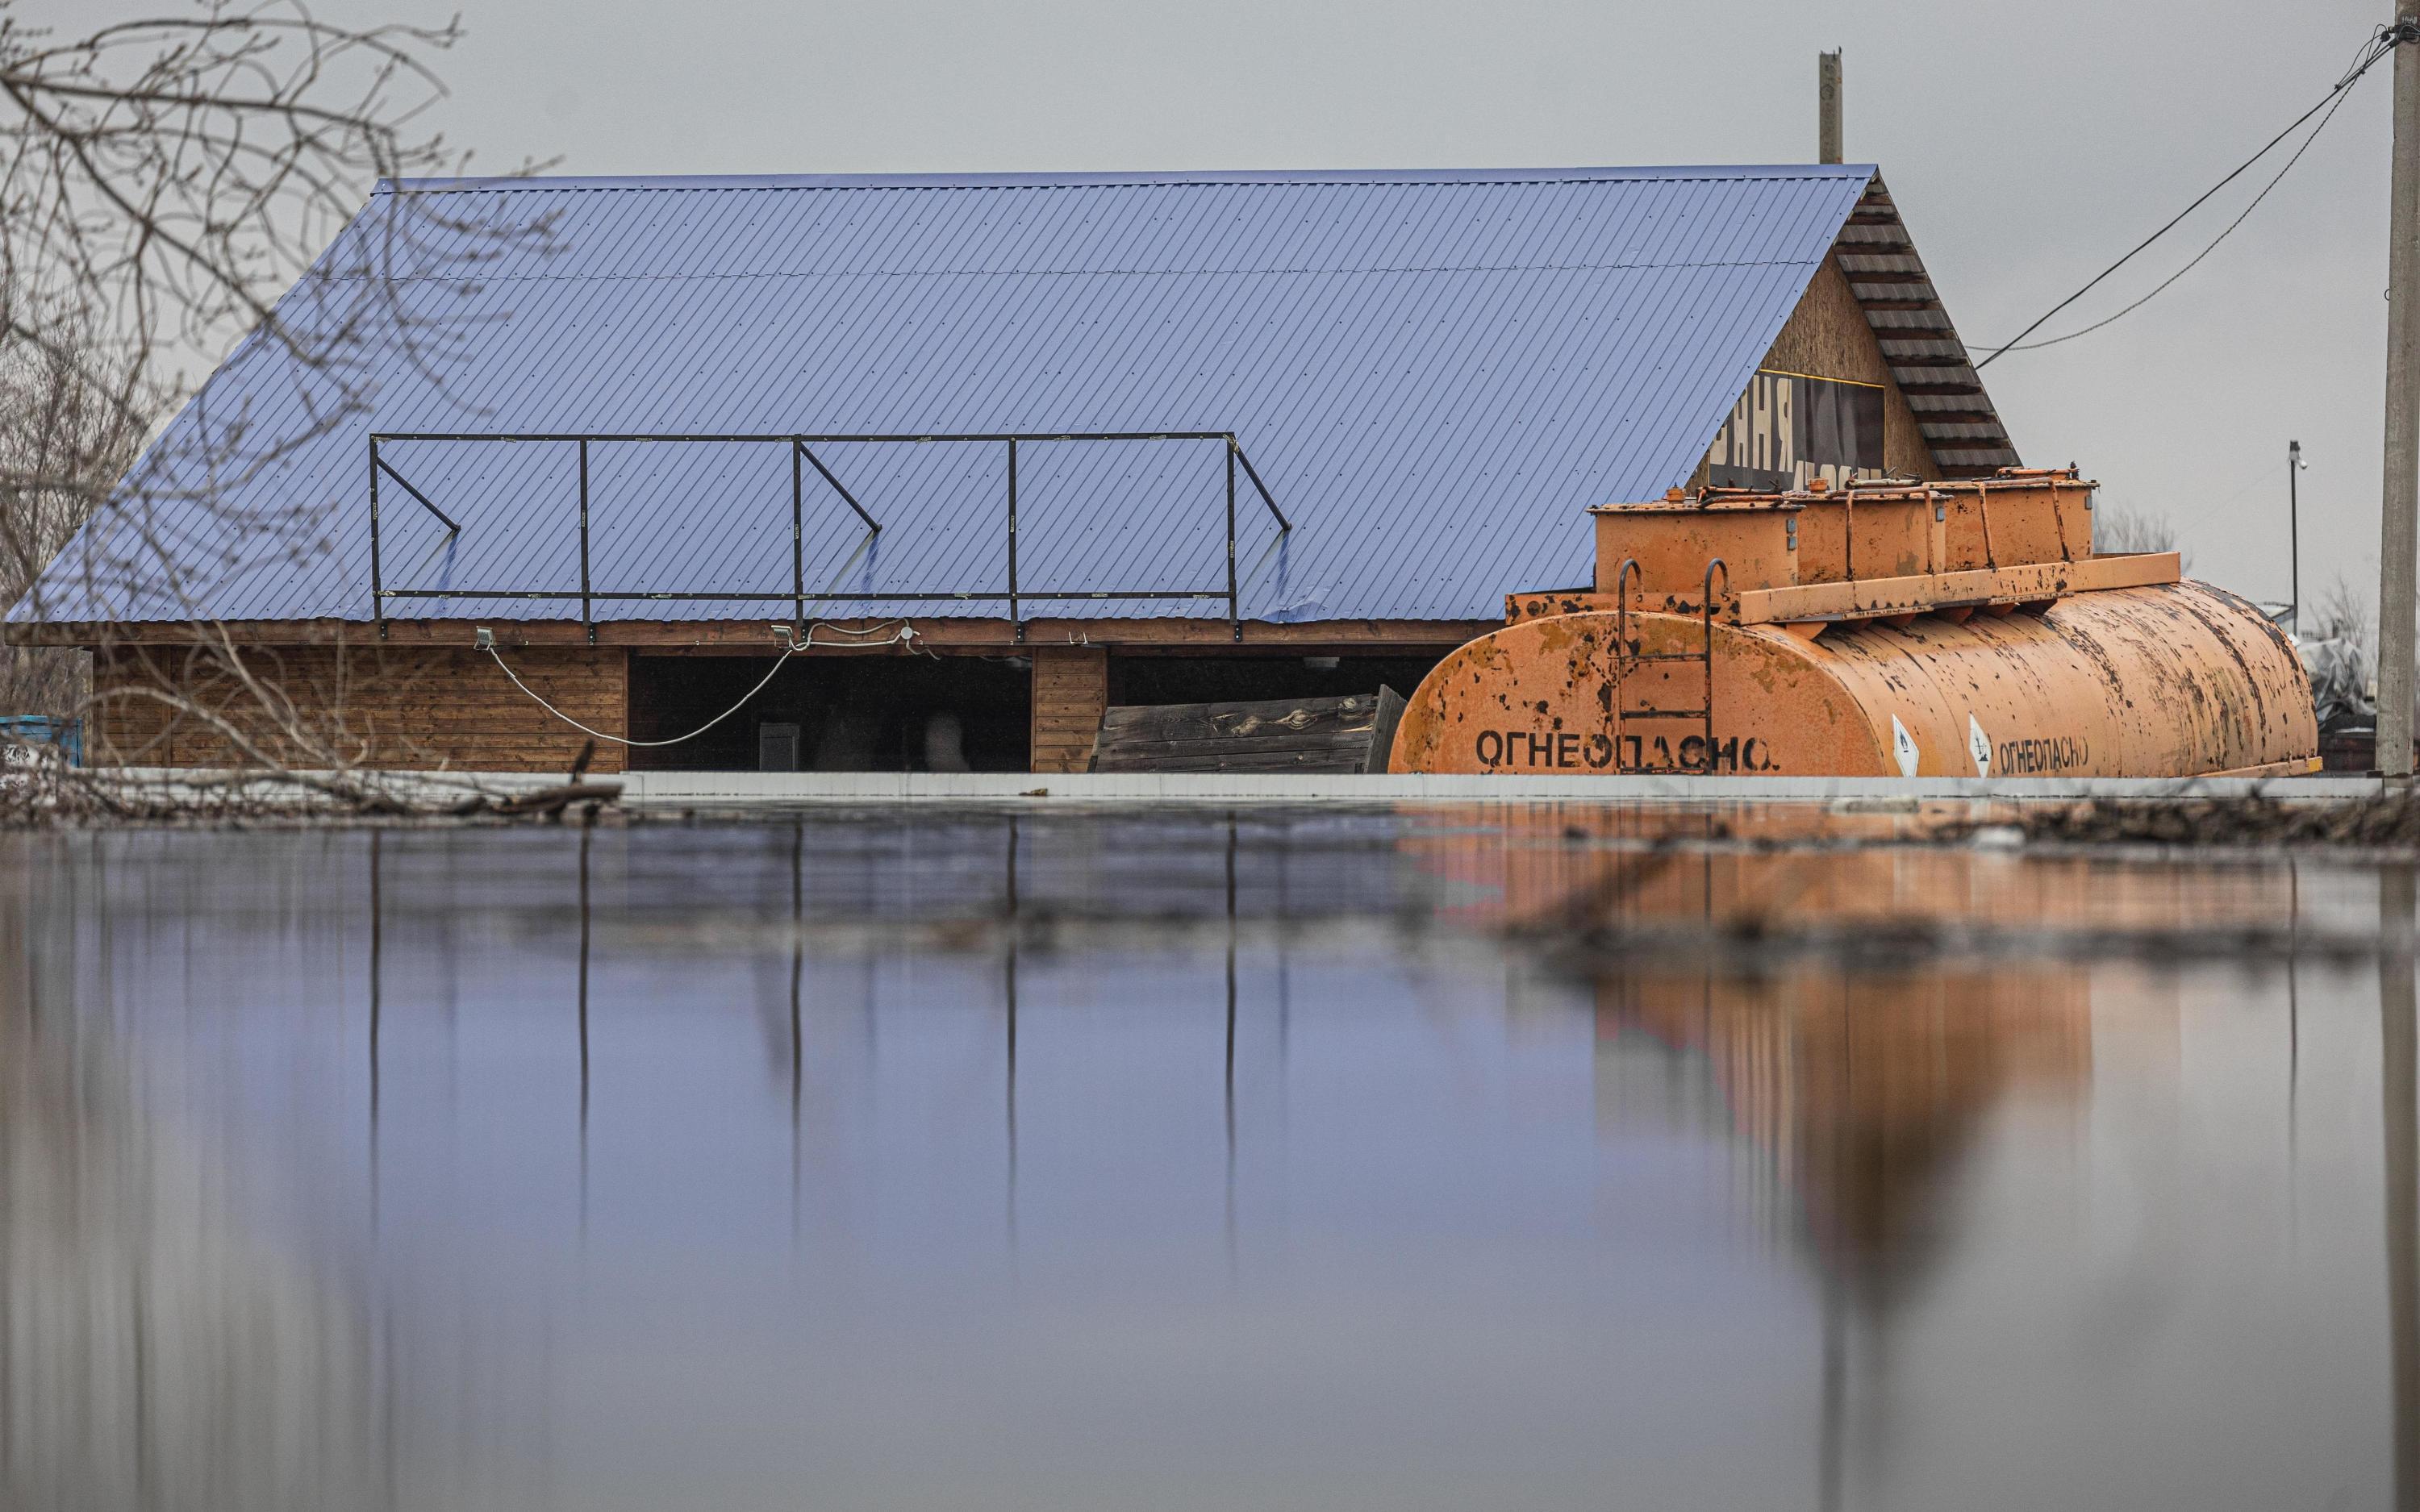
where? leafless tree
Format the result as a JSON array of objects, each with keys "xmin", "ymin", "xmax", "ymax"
[
  {"xmin": 0, "ymin": 2, "xmax": 565, "ymax": 817},
  {"xmin": 0, "ymin": 324, "xmax": 142, "ymax": 717},
  {"xmin": 0, "ymin": 2, "xmax": 485, "ymax": 435}
]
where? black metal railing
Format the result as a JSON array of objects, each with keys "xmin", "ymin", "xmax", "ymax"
[{"xmin": 367, "ymin": 431, "xmax": 1291, "ymax": 643}]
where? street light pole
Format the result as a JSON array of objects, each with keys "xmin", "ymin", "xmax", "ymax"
[{"xmin": 2291, "ymin": 439, "xmax": 2303, "ymax": 635}]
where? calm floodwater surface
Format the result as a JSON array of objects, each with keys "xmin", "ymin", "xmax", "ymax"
[{"xmin": 4, "ymin": 803, "xmax": 2417, "ymax": 1510}]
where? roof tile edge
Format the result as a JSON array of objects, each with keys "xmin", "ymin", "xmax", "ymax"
[{"xmin": 375, "ymin": 164, "xmax": 1883, "ymax": 195}]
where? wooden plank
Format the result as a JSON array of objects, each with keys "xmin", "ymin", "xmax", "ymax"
[
  {"xmin": 1096, "ymin": 730, "xmax": 1383, "ymax": 760},
  {"xmin": 1028, "ymin": 645, "xmax": 1107, "ymax": 774},
  {"xmin": 1510, "ymin": 553, "xmax": 2183, "ymax": 632},
  {"xmin": 1366, "ymin": 685, "xmax": 1407, "ymax": 773},
  {"xmin": 1735, "ymin": 552, "xmax": 2179, "ymax": 625},
  {"xmin": 1099, "ymin": 749, "xmax": 1371, "ymax": 773},
  {"xmin": 1091, "ymin": 691, "xmax": 1396, "ymax": 775},
  {"xmin": 1098, "ymin": 692, "xmax": 1381, "ymax": 727}
]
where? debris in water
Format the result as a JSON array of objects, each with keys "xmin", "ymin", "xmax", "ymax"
[{"xmin": 1956, "ymin": 792, "xmax": 2420, "ymax": 851}]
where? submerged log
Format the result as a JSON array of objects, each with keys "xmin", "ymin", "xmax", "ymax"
[{"xmin": 493, "ymin": 781, "xmax": 624, "ymax": 818}]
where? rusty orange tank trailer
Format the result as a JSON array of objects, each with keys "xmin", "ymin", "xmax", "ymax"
[{"xmin": 1387, "ymin": 469, "xmax": 2318, "ymax": 779}]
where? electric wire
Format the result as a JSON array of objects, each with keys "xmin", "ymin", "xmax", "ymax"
[
  {"xmin": 1976, "ymin": 24, "xmax": 2405, "ymax": 368},
  {"xmin": 1988, "ymin": 66, "xmax": 2369, "ymax": 356},
  {"xmin": 482, "ymin": 621, "xmax": 917, "ymax": 748}
]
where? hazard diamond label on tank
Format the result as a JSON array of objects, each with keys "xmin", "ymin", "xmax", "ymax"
[
  {"xmin": 1892, "ymin": 715, "xmax": 1919, "ymax": 777},
  {"xmin": 1968, "ymin": 714, "xmax": 1992, "ymax": 777}
]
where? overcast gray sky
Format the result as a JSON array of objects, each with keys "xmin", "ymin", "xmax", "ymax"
[{"xmin": 302, "ymin": 0, "xmax": 2396, "ymax": 612}]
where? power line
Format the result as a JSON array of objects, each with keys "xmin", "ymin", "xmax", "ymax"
[
  {"xmin": 1976, "ymin": 24, "xmax": 2408, "ymax": 369},
  {"xmin": 1989, "ymin": 63, "xmax": 2369, "ymax": 356}
]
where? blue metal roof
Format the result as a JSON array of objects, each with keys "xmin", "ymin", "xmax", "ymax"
[{"xmin": 20, "ymin": 164, "xmax": 1878, "ymax": 627}]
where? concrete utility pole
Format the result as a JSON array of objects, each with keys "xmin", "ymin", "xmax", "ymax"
[
  {"xmin": 2380, "ymin": 0, "xmax": 2420, "ymax": 778},
  {"xmin": 1818, "ymin": 51, "xmax": 1843, "ymax": 165}
]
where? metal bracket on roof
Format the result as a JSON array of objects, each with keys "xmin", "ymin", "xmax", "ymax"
[
  {"xmin": 793, "ymin": 441, "xmax": 881, "ymax": 533},
  {"xmin": 372, "ymin": 456, "xmax": 462, "ymax": 535},
  {"xmin": 1229, "ymin": 437, "xmax": 1291, "ymax": 532}
]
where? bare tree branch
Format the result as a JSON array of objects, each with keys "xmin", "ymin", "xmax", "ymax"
[{"xmin": 0, "ymin": 2, "xmax": 565, "ymax": 821}]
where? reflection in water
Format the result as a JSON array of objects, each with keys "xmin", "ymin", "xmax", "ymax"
[
  {"xmin": 1003, "ymin": 814, "xmax": 1016, "ymax": 1248},
  {"xmin": 0, "ymin": 810, "xmax": 2410, "ymax": 1510},
  {"xmin": 1596, "ymin": 960, "xmax": 2092, "ymax": 1507},
  {"xmin": 1564, "ymin": 843, "xmax": 2099, "ymax": 1510},
  {"xmin": 1225, "ymin": 815, "xmax": 1239, "ymax": 1272},
  {"xmin": 370, "ymin": 829, "xmax": 383, "ymax": 1231},
  {"xmin": 2387, "ymin": 868, "xmax": 2418, "ymax": 1512},
  {"xmin": 0, "ymin": 841, "xmax": 391, "ymax": 1512},
  {"xmin": 792, "ymin": 818, "xmax": 807, "ymax": 1236},
  {"xmin": 1596, "ymin": 961, "xmax": 2090, "ymax": 1294},
  {"xmin": 578, "ymin": 823, "xmax": 593, "ymax": 1232}
]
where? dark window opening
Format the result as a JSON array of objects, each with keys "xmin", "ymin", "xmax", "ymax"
[{"xmin": 627, "ymin": 655, "xmax": 1030, "ymax": 772}]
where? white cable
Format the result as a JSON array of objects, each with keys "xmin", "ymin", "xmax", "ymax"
[
  {"xmin": 485, "ymin": 643, "xmax": 793, "ymax": 748},
  {"xmin": 481, "ymin": 620, "xmax": 918, "ymax": 748},
  {"xmin": 789, "ymin": 622, "xmax": 916, "ymax": 649}
]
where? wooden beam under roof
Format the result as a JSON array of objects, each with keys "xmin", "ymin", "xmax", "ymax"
[
  {"xmin": 1834, "ymin": 176, "xmax": 2022, "ymax": 479},
  {"xmin": 13, "ymin": 616, "xmax": 1496, "ymax": 653}
]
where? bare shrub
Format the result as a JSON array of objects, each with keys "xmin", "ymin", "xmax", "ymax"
[
  {"xmin": 2092, "ymin": 498, "xmax": 2192, "ymax": 571},
  {"xmin": 2307, "ymin": 574, "xmax": 2376, "ymax": 668},
  {"xmin": 2298, "ymin": 573, "xmax": 2376, "ymax": 735}
]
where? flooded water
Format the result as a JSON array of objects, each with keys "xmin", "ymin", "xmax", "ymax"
[{"xmin": 3, "ymin": 803, "xmax": 2416, "ymax": 1511}]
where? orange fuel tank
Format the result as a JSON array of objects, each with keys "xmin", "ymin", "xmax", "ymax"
[{"xmin": 1387, "ymin": 471, "xmax": 2317, "ymax": 779}]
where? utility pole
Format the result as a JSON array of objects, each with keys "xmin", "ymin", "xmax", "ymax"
[
  {"xmin": 1818, "ymin": 51, "xmax": 1842, "ymax": 165},
  {"xmin": 2380, "ymin": 1, "xmax": 2420, "ymax": 778},
  {"xmin": 2290, "ymin": 439, "xmax": 2303, "ymax": 635}
]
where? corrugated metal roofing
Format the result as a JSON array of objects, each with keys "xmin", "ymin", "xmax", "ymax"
[{"xmin": 19, "ymin": 164, "xmax": 1880, "ymax": 627}]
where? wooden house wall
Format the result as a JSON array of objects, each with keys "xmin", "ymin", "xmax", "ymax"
[
  {"xmin": 1029, "ymin": 645, "xmax": 1108, "ymax": 774},
  {"xmin": 90, "ymin": 644, "xmax": 627, "ymax": 773}
]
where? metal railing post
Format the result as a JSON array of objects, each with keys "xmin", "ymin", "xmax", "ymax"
[
  {"xmin": 1613, "ymin": 557, "xmax": 1641, "ymax": 773},
  {"xmin": 791, "ymin": 439, "xmax": 805, "ymax": 635},
  {"xmin": 369, "ymin": 436, "xmax": 386, "ymax": 639},
  {"xmin": 1007, "ymin": 438, "xmax": 1021, "ymax": 642},
  {"xmin": 1226, "ymin": 438, "xmax": 1240, "ymax": 640},
  {"xmin": 578, "ymin": 439, "xmax": 594, "ymax": 644}
]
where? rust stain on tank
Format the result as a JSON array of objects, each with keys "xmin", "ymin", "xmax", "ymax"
[{"xmin": 1389, "ymin": 469, "xmax": 2317, "ymax": 780}]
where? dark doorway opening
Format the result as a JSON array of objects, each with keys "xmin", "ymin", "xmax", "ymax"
[
  {"xmin": 1110, "ymin": 654, "xmax": 1450, "ymax": 708},
  {"xmin": 628, "ymin": 655, "xmax": 1030, "ymax": 772}
]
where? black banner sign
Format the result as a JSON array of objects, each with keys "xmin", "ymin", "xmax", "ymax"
[{"xmin": 1705, "ymin": 369, "xmax": 1886, "ymax": 491}]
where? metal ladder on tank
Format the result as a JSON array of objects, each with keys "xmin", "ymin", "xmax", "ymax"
[{"xmin": 1609, "ymin": 558, "xmax": 1728, "ymax": 774}]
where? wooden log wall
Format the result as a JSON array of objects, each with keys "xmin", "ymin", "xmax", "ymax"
[
  {"xmin": 1029, "ymin": 645, "xmax": 1108, "ymax": 773},
  {"xmin": 1759, "ymin": 254, "xmax": 1939, "ymax": 481},
  {"xmin": 90, "ymin": 644, "xmax": 627, "ymax": 773}
]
